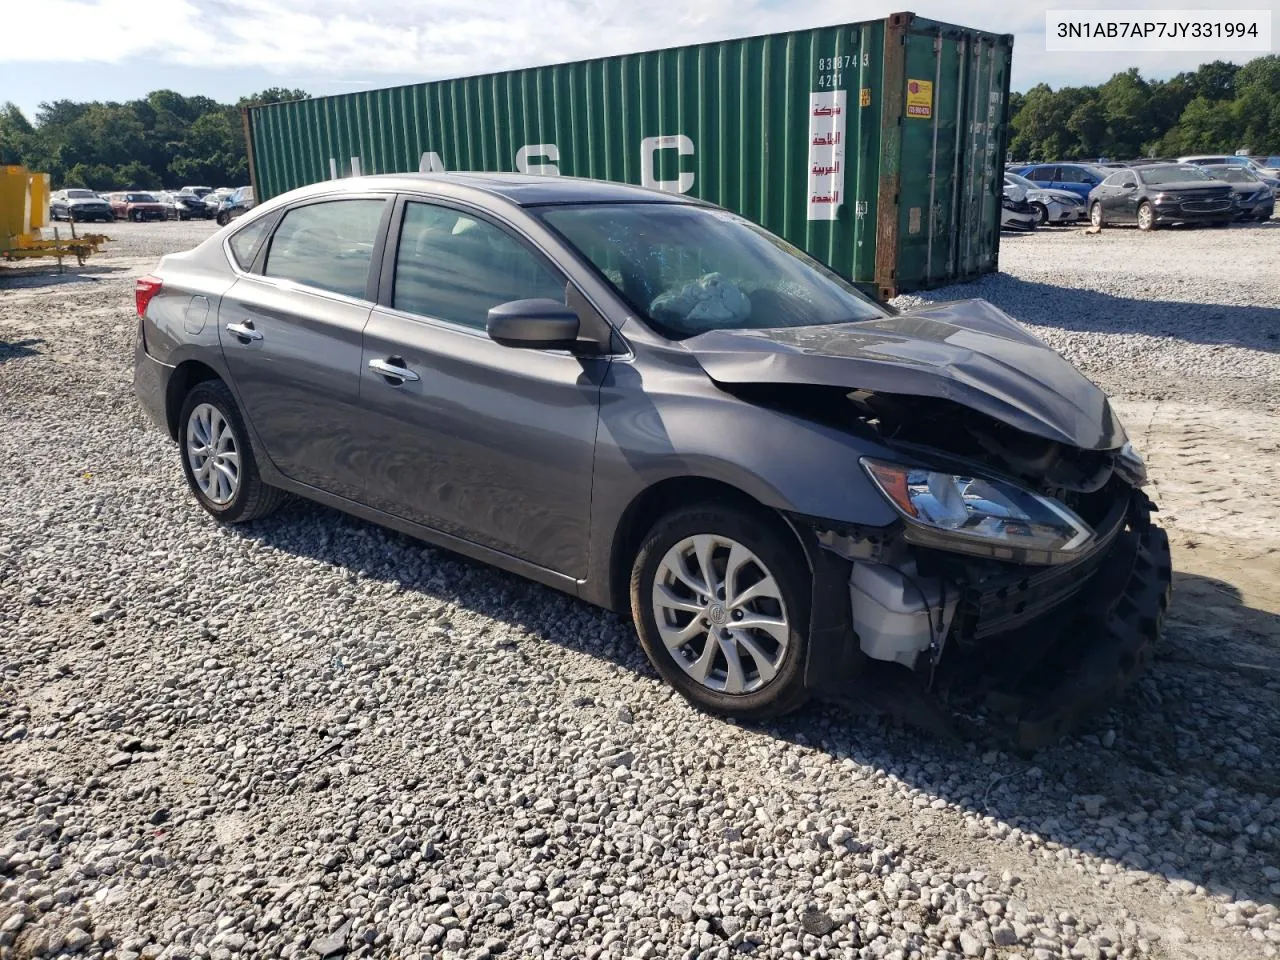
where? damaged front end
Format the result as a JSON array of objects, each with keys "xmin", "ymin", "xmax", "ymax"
[
  {"xmin": 791, "ymin": 392, "xmax": 1171, "ymax": 750},
  {"xmin": 686, "ymin": 298, "xmax": 1172, "ymax": 746}
]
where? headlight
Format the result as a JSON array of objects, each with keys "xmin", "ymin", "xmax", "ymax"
[
  {"xmin": 1113, "ymin": 441, "xmax": 1147, "ymax": 487},
  {"xmin": 862, "ymin": 459, "xmax": 1094, "ymax": 564}
]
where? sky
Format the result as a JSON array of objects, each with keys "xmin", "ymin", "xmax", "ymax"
[{"xmin": 1, "ymin": 0, "xmax": 1275, "ymax": 119}]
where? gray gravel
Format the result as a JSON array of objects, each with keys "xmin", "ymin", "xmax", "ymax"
[{"xmin": 2, "ymin": 219, "xmax": 1279, "ymax": 960}]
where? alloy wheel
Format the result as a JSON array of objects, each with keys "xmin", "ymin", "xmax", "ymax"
[
  {"xmin": 1090, "ymin": 203, "xmax": 1103, "ymax": 228},
  {"xmin": 651, "ymin": 534, "xmax": 790, "ymax": 695},
  {"xmin": 186, "ymin": 402, "xmax": 241, "ymax": 505},
  {"xmin": 1137, "ymin": 203, "xmax": 1153, "ymax": 230}
]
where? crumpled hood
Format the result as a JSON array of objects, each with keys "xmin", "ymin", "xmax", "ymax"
[{"xmin": 684, "ymin": 299, "xmax": 1127, "ymax": 451}]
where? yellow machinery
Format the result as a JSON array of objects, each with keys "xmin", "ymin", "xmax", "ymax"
[{"xmin": 1, "ymin": 165, "xmax": 109, "ymax": 267}]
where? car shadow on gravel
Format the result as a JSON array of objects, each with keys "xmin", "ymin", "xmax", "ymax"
[
  {"xmin": 227, "ymin": 496, "xmax": 1280, "ymax": 909},
  {"xmin": 0, "ymin": 337, "xmax": 43, "ymax": 364},
  {"xmin": 0, "ymin": 264, "xmax": 126, "ymax": 288},
  {"xmin": 909, "ymin": 277, "xmax": 1280, "ymax": 353}
]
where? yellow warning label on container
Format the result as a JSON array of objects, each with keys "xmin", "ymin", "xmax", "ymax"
[
  {"xmin": 906, "ymin": 78, "xmax": 933, "ymax": 119},
  {"xmin": 860, "ymin": 87, "xmax": 872, "ymax": 107}
]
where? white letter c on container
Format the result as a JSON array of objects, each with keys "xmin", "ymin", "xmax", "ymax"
[
  {"xmin": 516, "ymin": 144, "xmax": 561, "ymax": 176},
  {"xmin": 640, "ymin": 135, "xmax": 695, "ymax": 193}
]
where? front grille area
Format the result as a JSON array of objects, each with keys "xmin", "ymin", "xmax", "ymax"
[
  {"xmin": 955, "ymin": 485, "xmax": 1132, "ymax": 640},
  {"xmin": 1180, "ymin": 199, "xmax": 1231, "ymax": 212}
]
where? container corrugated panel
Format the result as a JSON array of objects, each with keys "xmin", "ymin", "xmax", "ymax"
[{"xmin": 246, "ymin": 11, "xmax": 1012, "ymax": 297}]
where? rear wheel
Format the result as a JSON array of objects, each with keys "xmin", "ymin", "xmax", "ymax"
[
  {"xmin": 1090, "ymin": 202, "xmax": 1104, "ymax": 228},
  {"xmin": 1137, "ymin": 201, "xmax": 1155, "ymax": 231},
  {"xmin": 178, "ymin": 380, "xmax": 285, "ymax": 523},
  {"xmin": 630, "ymin": 503, "xmax": 810, "ymax": 720}
]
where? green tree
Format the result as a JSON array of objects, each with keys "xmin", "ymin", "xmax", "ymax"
[{"xmin": 237, "ymin": 88, "xmax": 309, "ymax": 107}]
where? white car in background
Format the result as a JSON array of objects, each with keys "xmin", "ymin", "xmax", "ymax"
[
  {"xmin": 1000, "ymin": 181, "xmax": 1038, "ymax": 231},
  {"xmin": 1005, "ymin": 172, "xmax": 1086, "ymax": 225}
]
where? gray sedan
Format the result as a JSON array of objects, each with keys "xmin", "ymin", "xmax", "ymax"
[{"xmin": 133, "ymin": 173, "xmax": 1170, "ymax": 746}]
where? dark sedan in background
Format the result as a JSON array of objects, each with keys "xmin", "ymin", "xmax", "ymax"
[
  {"xmin": 49, "ymin": 188, "xmax": 115, "ymax": 223},
  {"xmin": 1088, "ymin": 164, "xmax": 1235, "ymax": 230},
  {"xmin": 1201, "ymin": 164, "xmax": 1275, "ymax": 221},
  {"xmin": 170, "ymin": 192, "xmax": 214, "ymax": 220}
]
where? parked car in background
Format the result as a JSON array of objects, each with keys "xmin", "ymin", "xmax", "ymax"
[
  {"xmin": 214, "ymin": 186, "xmax": 256, "ymax": 225},
  {"xmin": 170, "ymin": 192, "xmax": 214, "ymax": 220},
  {"xmin": 132, "ymin": 172, "xmax": 1169, "ymax": 739},
  {"xmin": 1088, "ymin": 164, "xmax": 1235, "ymax": 230},
  {"xmin": 1000, "ymin": 182, "xmax": 1038, "ymax": 231},
  {"xmin": 1251, "ymin": 156, "xmax": 1280, "ymax": 173},
  {"xmin": 1201, "ymin": 165, "xmax": 1275, "ymax": 221},
  {"xmin": 1177, "ymin": 154, "xmax": 1280, "ymax": 189},
  {"xmin": 155, "ymin": 192, "xmax": 178, "ymax": 219},
  {"xmin": 1004, "ymin": 172, "xmax": 1085, "ymax": 225},
  {"xmin": 108, "ymin": 192, "xmax": 167, "ymax": 222},
  {"xmin": 1009, "ymin": 162, "xmax": 1108, "ymax": 202},
  {"xmin": 179, "ymin": 186, "xmax": 214, "ymax": 199},
  {"xmin": 49, "ymin": 188, "xmax": 116, "ymax": 223}
]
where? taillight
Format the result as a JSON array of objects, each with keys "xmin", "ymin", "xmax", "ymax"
[{"xmin": 136, "ymin": 275, "xmax": 163, "ymax": 317}]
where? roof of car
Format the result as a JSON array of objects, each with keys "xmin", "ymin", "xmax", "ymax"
[{"xmin": 284, "ymin": 172, "xmax": 706, "ymax": 207}]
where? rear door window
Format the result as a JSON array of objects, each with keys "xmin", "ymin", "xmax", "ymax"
[
  {"xmin": 1057, "ymin": 166, "xmax": 1088, "ymax": 183},
  {"xmin": 264, "ymin": 199, "xmax": 385, "ymax": 299},
  {"xmin": 392, "ymin": 201, "xmax": 565, "ymax": 329}
]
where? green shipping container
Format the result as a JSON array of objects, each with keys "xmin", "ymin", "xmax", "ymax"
[{"xmin": 244, "ymin": 11, "xmax": 1013, "ymax": 299}]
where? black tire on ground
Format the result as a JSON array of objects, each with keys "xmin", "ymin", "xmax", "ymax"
[
  {"xmin": 178, "ymin": 379, "xmax": 286, "ymax": 524},
  {"xmin": 1137, "ymin": 201, "xmax": 1155, "ymax": 231},
  {"xmin": 216, "ymin": 211, "xmax": 230, "ymax": 226},
  {"xmin": 1032, "ymin": 202, "xmax": 1049, "ymax": 226},
  {"xmin": 1090, "ymin": 202, "xmax": 1104, "ymax": 228},
  {"xmin": 630, "ymin": 502, "xmax": 811, "ymax": 721}
]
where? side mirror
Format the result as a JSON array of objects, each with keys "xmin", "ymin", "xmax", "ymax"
[{"xmin": 487, "ymin": 299, "xmax": 581, "ymax": 350}]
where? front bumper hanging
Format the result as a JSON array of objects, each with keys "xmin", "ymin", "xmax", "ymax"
[{"xmin": 799, "ymin": 490, "xmax": 1172, "ymax": 748}]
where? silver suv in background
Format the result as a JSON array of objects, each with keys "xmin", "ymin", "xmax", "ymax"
[{"xmin": 49, "ymin": 189, "xmax": 115, "ymax": 223}]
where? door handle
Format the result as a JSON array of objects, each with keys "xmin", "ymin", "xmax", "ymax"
[
  {"xmin": 225, "ymin": 321, "xmax": 263, "ymax": 342},
  {"xmin": 369, "ymin": 357, "xmax": 420, "ymax": 383}
]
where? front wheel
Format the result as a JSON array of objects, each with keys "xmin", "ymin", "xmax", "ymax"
[
  {"xmin": 630, "ymin": 503, "xmax": 810, "ymax": 720},
  {"xmin": 216, "ymin": 211, "xmax": 230, "ymax": 226},
  {"xmin": 179, "ymin": 380, "xmax": 285, "ymax": 523},
  {"xmin": 1137, "ymin": 201, "xmax": 1155, "ymax": 231},
  {"xmin": 1032, "ymin": 202, "xmax": 1049, "ymax": 226},
  {"xmin": 1090, "ymin": 202, "xmax": 1104, "ymax": 228}
]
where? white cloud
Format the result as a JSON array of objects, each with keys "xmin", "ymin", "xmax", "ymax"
[{"xmin": 2, "ymin": 0, "xmax": 1272, "ymax": 88}]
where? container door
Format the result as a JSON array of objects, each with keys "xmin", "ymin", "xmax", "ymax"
[{"xmin": 894, "ymin": 32, "xmax": 953, "ymax": 290}]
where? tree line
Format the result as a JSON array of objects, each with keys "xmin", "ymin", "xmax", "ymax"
[
  {"xmin": 1008, "ymin": 56, "xmax": 1280, "ymax": 162},
  {"xmin": 1, "ymin": 56, "xmax": 1277, "ymax": 189},
  {"xmin": 0, "ymin": 88, "xmax": 307, "ymax": 191}
]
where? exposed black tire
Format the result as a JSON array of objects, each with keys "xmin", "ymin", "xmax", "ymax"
[
  {"xmin": 1089, "ymin": 202, "xmax": 1104, "ymax": 228},
  {"xmin": 178, "ymin": 379, "xmax": 286, "ymax": 524},
  {"xmin": 216, "ymin": 211, "xmax": 230, "ymax": 226},
  {"xmin": 630, "ymin": 502, "xmax": 810, "ymax": 721}
]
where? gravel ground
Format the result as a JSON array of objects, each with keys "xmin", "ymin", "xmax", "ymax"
[{"xmin": 1, "ymin": 219, "xmax": 1279, "ymax": 960}]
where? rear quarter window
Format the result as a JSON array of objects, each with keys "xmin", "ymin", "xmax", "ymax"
[{"xmin": 227, "ymin": 216, "xmax": 273, "ymax": 271}]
